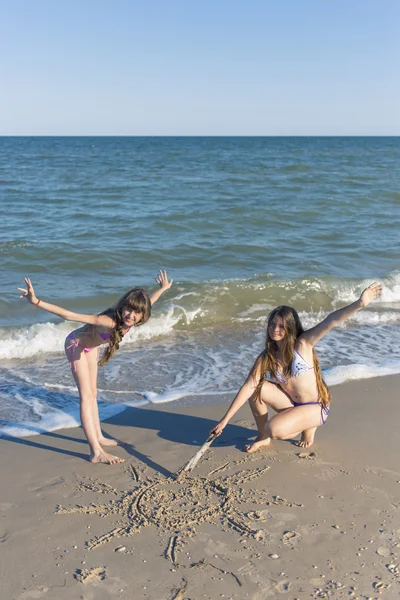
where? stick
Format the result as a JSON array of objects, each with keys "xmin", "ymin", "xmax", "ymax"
[{"xmin": 177, "ymin": 433, "xmax": 217, "ymax": 475}]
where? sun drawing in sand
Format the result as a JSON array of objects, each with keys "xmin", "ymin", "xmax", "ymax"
[{"xmin": 56, "ymin": 458, "xmax": 302, "ymax": 562}]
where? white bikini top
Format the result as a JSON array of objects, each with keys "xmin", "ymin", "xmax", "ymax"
[{"xmin": 265, "ymin": 349, "xmax": 314, "ymax": 385}]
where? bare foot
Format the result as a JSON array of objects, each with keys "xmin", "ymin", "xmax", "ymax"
[
  {"xmin": 98, "ymin": 436, "xmax": 118, "ymax": 447},
  {"xmin": 245, "ymin": 435, "xmax": 271, "ymax": 453},
  {"xmin": 90, "ymin": 450, "xmax": 125, "ymax": 465},
  {"xmin": 296, "ymin": 430, "xmax": 315, "ymax": 448}
]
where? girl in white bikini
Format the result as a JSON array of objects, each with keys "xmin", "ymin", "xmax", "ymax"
[
  {"xmin": 18, "ymin": 271, "xmax": 173, "ymax": 464},
  {"xmin": 211, "ymin": 282, "xmax": 382, "ymax": 451}
]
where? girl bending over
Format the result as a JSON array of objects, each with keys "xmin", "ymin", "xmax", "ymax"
[
  {"xmin": 211, "ymin": 282, "xmax": 382, "ymax": 451},
  {"xmin": 19, "ymin": 271, "xmax": 173, "ymax": 464}
]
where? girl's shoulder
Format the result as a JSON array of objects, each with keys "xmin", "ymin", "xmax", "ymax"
[
  {"xmin": 95, "ymin": 310, "xmax": 116, "ymax": 327},
  {"xmin": 93, "ymin": 314, "xmax": 116, "ymax": 337},
  {"xmin": 295, "ymin": 333, "xmax": 310, "ymax": 348},
  {"xmin": 294, "ymin": 336, "xmax": 314, "ymax": 361}
]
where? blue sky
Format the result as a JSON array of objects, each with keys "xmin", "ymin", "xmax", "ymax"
[{"xmin": 1, "ymin": 0, "xmax": 399, "ymax": 135}]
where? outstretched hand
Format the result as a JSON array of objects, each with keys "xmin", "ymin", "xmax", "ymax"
[
  {"xmin": 17, "ymin": 277, "xmax": 39, "ymax": 305},
  {"xmin": 359, "ymin": 281, "xmax": 382, "ymax": 307},
  {"xmin": 155, "ymin": 270, "xmax": 173, "ymax": 290}
]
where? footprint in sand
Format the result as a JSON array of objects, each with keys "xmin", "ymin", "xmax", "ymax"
[
  {"xmin": 75, "ymin": 566, "xmax": 107, "ymax": 584},
  {"xmin": 297, "ymin": 451, "xmax": 317, "ymax": 460},
  {"xmin": 247, "ymin": 509, "xmax": 271, "ymax": 522},
  {"xmin": 282, "ymin": 530, "xmax": 302, "ymax": 547}
]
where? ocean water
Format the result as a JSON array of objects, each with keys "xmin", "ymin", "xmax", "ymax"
[{"xmin": 1, "ymin": 136, "xmax": 399, "ymax": 437}]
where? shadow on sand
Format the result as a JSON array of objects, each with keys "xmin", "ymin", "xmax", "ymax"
[{"xmin": 1, "ymin": 405, "xmax": 255, "ymax": 475}]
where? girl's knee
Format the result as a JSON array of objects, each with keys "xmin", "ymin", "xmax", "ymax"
[
  {"xmin": 268, "ymin": 424, "xmax": 284, "ymax": 440},
  {"xmin": 79, "ymin": 393, "xmax": 97, "ymax": 405},
  {"xmin": 249, "ymin": 395, "xmax": 268, "ymax": 415}
]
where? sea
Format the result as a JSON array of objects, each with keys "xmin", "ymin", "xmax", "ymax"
[{"xmin": 1, "ymin": 136, "xmax": 399, "ymax": 438}]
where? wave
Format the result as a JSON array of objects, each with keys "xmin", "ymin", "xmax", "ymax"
[
  {"xmin": 332, "ymin": 272, "xmax": 400, "ymax": 304},
  {"xmin": 0, "ymin": 399, "xmax": 129, "ymax": 439},
  {"xmin": 1, "ymin": 360, "xmax": 399, "ymax": 439},
  {"xmin": 324, "ymin": 361, "xmax": 400, "ymax": 386},
  {"xmin": 1, "ymin": 271, "xmax": 399, "ymax": 360},
  {"xmin": 0, "ymin": 306, "xmax": 201, "ymax": 360}
]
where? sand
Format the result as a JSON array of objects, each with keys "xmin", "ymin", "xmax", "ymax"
[{"xmin": 1, "ymin": 375, "xmax": 400, "ymax": 600}]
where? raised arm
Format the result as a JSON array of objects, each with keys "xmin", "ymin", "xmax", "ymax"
[
  {"xmin": 18, "ymin": 278, "xmax": 114, "ymax": 327},
  {"xmin": 301, "ymin": 281, "xmax": 382, "ymax": 347},
  {"xmin": 150, "ymin": 270, "xmax": 173, "ymax": 305},
  {"xmin": 210, "ymin": 356, "xmax": 262, "ymax": 436}
]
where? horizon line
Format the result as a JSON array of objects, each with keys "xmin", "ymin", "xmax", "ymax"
[{"xmin": 1, "ymin": 134, "xmax": 399, "ymax": 138}]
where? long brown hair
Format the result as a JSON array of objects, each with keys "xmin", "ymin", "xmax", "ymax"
[
  {"xmin": 253, "ymin": 305, "xmax": 331, "ymax": 410},
  {"xmin": 98, "ymin": 288, "xmax": 151, "ymax": 366}
]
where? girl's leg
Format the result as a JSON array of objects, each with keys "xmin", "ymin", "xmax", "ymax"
[
  {"xmin": 248, "ymin": 393, "xmax": 268, "ymax": 436},
  {"xmin": 245, "ymin": 382, "xmax": 293, "ymax": 451},
  {"xmin": 244, "ymin": 394, "xmax": 269, "ymax": 450},
  {"xmin": 86, "ymin": 349, "xmax": 118, "ymax": 447},
  {"xmin": 247, "ymin": 403, "xmax": 325, "ymax": 453},
  {"xmin": 66, "ymin": 345, "xmax": 124, "ymax": 464}
]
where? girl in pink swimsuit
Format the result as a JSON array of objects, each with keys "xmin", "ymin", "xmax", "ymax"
[
  {"xmin": 18, "ymin": 271, "xmax": 173, "ymax": 465},
  {"xmin": 211, "ymin": 281, "xmax": 382, "ymax": 451}
]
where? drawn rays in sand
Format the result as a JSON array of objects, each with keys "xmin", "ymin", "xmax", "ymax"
[{"xmin": 56, "ymin": 457, "xmax": 303, "ymax": 564}]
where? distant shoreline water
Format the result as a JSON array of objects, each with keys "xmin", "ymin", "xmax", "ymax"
[{"xmin": 1, "ymin": 136, "xmax": 399, "ymax": 437}]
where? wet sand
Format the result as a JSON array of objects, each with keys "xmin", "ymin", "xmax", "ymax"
[{"xmin": 1, "ymin": 375, "xmax": 400, "ymax": 600}]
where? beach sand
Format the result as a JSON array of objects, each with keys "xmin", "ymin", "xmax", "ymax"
[{"xmin": 1, "ymin": 375, "xmax": 399, "ymax": 600}]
